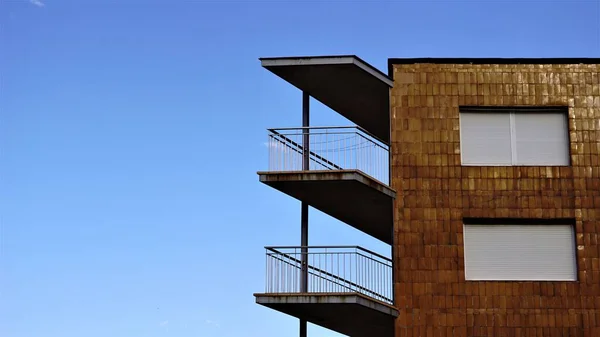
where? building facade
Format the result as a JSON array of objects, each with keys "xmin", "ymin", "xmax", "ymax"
[{"xmin": 256, "ymin": 56, "xmax": 600, "ymax": 337}]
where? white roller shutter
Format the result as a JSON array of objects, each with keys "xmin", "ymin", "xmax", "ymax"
[
  {"xmin": 460, "ymin": 112, "xmax": 512, "ymax": 165},
  {"xmin": 513, "ymin": 112, "xmax": 570, "ymax": 165},
  {"xmin": 459, "ymin": 107, "xmax": 570, "ymax": 166},
  {"xmin": 463, "ymin": 223, "xmax": 577, "ymax": 281}
]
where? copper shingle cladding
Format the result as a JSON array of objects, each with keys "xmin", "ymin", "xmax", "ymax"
[
  {"xmin": 261, "ymin": 55, "xmax": 393, "ymax": 144},
  {"xmin": 389, "ymin": 59, "xmax": 600, "ymax": 337}
]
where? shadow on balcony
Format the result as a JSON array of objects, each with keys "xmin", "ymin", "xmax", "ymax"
[
  {"xmin": 255, "ymin": 246, "xmax": 398, "ymax": 337},
  {"xmin": 258, "ymin": 127, "xmax": 396, "ymax": 244}
]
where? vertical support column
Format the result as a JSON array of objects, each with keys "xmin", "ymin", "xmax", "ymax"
[
  {"xmin": 300, "ymin": 91, "xmax": 310, "ymax": 337},
  {"xmin": 302, "ymin": 92, "xmax": 310, "ymax": 172}
]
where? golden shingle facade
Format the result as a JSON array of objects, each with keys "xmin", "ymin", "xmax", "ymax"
[{"xmin": 390, "ymin": 62, "xmax": 600, "ymax": 337}]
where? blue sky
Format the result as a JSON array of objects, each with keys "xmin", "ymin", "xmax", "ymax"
[{"xmin": 0, "ymin": 1, "xmax": 598, "ymax": 336}]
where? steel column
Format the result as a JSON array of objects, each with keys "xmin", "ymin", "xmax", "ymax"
[
  {"xmin": 300, "ymin": 91, "xmax": 310, "ymax": 337},
  {"xmin": 302, "ymin": 92, "xmax": 310, "ymax": 172}
]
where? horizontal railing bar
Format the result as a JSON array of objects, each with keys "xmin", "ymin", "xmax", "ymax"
[
  {"xmin": 355, "ymin": 132, "xmax": 388, "ymax": 151},
  {"xmin": 268, "ymin": 125, "xmax": 365, "ymax": 132},
  {"xmin": 272, "ymin": 130, "xmax": 388, "ymax": 151},
  {"xmin": 267, "ymin": 249, "xmax": 392, "ymax": 302},
  {"xmin": 272, "ymin": 131, "xmax": 359, "ymax": 137},
  {"xmin": 265, "ymin": 245, "xmax": 392, "ymax": 263},
  {"xmin": 267, "ymin": 250, "xmax": 392, "ymax": 266},
  {"xmin": 355, "ymin": 252, "xmax": 393, "ymax": 267},
  {"xmin": 267, "ymin": 125, "xmax": 388, "ymax": 146},
  {"xmin": 267, "ymin": 245, "xmax": 365, "ymax": 249}
]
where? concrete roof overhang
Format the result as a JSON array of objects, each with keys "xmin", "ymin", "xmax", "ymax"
[{"xmin": 260, "ymin": 55, "xmax": 393, "ymax": 144}]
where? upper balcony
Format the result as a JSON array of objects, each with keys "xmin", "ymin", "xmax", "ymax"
[
  {"xmin": 255, "ymin": 246, "xmax": 398, "ymax": 337},
  {"xmin": 258, "ymin": 126, "xmax": 396, "ymax": 244}
]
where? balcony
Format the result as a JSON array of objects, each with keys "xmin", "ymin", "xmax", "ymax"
[
  {"xmin": 255, "ymin": 246, "xmax": 398, "ymax": 337},
  {"xmin": 258, "ymin": 126, "xmax": 396, "ymax": 244}
]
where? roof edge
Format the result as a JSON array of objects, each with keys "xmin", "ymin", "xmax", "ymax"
[
  {"xmin": 388, "ymin": 57, "xmax": 600, "ymax": 76},
  {"xmin": 260, "ymin": 55, "xmax": 393, "ymax": 86},
  {"xmin": 260, "ymin": 55, "xmax": 358, "ymax": 61}
]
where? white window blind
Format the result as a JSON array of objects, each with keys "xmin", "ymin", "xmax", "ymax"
[
  {"xmin": 513, "ymin": 112, "xmax": 570, "ymax": 165},
  {"xmin": 459, "ymin": 112, "xmax": 512, "ymax": 165},
  {"xmin": 463, "ymin": 223, "xmax": 577, "ymax": 281},
  {"xmin": 459, "ymin": 107, "xmax": 570, "ymax": 166}
]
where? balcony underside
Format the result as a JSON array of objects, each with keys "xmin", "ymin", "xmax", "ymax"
[
  {"xmin": 255, "ymin": 293, "xmax": 398, "ymax": 337},
  {"xmin": 260, "ymin": 56, "xmax": 393, "ymax": 144},
  {"xmin": 258, "ymin": 170, "xmax": 395, "ymax": 244}
]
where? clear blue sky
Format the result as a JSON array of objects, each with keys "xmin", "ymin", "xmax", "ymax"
[{"xmin": 1, "ymin": 1, "xmax": 598, "ymax": 336}]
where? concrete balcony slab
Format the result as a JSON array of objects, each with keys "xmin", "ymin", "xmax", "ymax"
[
  {"xmin": 258, "ymin": 170, "xmax": 396, "ymax": 244},
  {"xmin": 255, "ymin": 293, "xmax": 398, "ymax": 337}
]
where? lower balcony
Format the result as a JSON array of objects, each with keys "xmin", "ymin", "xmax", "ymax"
[
  {"xmin": 254, "ymin": 246, "xmax": 398, "ymax": 337},
  {"xmin": 258, "ymin": 126, "xmax": 396, "ymax": 244}
]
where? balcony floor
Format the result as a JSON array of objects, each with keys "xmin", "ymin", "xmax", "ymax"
[
  {"xmin": 255, "ymin": 293, "xmax": 398, "ymax": 337},
  {"xmin": 258, "ymin": 170, "xmax": 396, "ymax": 244}
]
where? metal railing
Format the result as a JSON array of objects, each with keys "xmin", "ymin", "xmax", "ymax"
[
  {"xmin": 266, "ymin": 126, "xmax": 389, "ymax": 184},
  {"xmin": 264, "ymin": 246, "xmax": 393, "ymax": 304}
]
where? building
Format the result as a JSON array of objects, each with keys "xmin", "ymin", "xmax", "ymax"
[{"xmin": 254, "ymin": 56, "xmax": 600, "ymax": 337}]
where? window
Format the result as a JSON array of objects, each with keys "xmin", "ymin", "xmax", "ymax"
[
  {"xmin": 459, "ymin": 107, "xmax": 570, "ymax": 166},
  {"xmin": 463, "ymin": 219, "xmax": 577, "ymax": 281}
]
